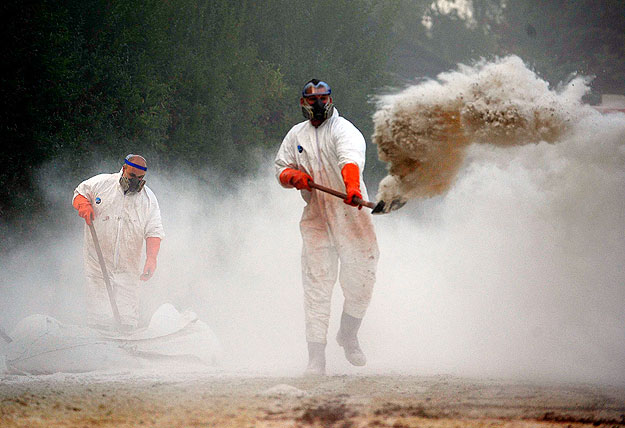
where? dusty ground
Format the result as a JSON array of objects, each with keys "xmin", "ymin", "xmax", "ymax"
[{"xmin": 1, "ymin": 372, "xmax": 624, "ymax": 427}]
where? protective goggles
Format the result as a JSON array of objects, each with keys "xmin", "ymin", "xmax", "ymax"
[{"xmin": 302, "ymin": 81, "xmax": 331, "ymax": 97}]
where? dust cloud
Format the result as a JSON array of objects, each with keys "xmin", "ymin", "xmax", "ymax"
[
  {"xmin": 0, "ymin": 56, "xmax": 624, "ymax": 384},
  {"xmin": 366, "ymin": 55, "xmax": 625, "ymax": 384},
  {"xmin": 373, "ymin": 55, "xmax": 592, "ymax": 204}
]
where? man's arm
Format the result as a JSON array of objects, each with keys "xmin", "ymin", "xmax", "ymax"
[
  {"xmin": 341, "ymin": 163, "xmax": 363, "ymax": 208},
  {"xmin": 333, "ymin": 119, "xmax": 367, "ymax": 207},
  {"xmin": 275, "ymin": 128, "xmax": 313, "ymax": 191},
  {"xmin": 333, "ymin": 119, "xmax": 366, "ymax": 171},
  {"xmin": 73, "ymin": 194, "xmax": 94, "ymax": 225},
  {"xmin": 140, "ymin": 237, "xmax": 161, "ymax": 281},
  {"xmin": 142, "ymin": 192, "xmax": 165, "ymax": 281},
  {"xmin": 72, "ymin": 177, "xmax": 98, "ymax": 225}
]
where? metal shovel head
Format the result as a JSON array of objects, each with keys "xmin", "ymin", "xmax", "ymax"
[{"xmin": 371, "ymin": 198, "xmax": 407, "ymax": 215}]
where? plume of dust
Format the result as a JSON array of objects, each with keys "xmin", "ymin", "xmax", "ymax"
[{"xmin": 373, "ymin": 55, "xmax": 593, "ymax": 204}]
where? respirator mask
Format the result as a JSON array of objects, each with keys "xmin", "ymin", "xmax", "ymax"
[
  {"xmin": 119, "ymin": 175, "xmax": 145, "ymax": 193},
  {"xmin": 119, "ymin": 155, "xmax": 147, "ymax": 194},
  {"xmin": 301, "ymin": 97, "xmax": 335, "ymax": 121},
  {"xmin": 301, "ymin": 80, "xmax": 334, "ymax": 121}
]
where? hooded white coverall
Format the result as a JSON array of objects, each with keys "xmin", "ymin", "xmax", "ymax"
[
  {"xmin": 73, "ymin": 171, "xmax": 165, "ymax": 328},
  {"xmin": 275, "ymin": 109, "xmax": 379, "ymax": 344}
]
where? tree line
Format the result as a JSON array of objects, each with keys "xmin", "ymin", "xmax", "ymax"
[{"xmin": 1, "ymin": 0, "xmax": 623, "ymax": 246}]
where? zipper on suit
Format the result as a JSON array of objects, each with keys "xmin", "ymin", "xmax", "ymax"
[
  {"xmin": 314, "ymin": 127, "xmax": 322, "ymax": 173},
  {"xmin": 314, "ymin": 126, "xmax": 331, "ymax": 225},
  {"xmin": 113, "ymin": 192, "xmax": 126, "ymax": 270}
]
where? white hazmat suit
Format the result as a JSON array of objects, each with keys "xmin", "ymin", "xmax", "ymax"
[
  {"xmin": 73, "ymin": 171, "xmax": 165, "ymax": 328},
  {"xmin": 275, "ymin": 109, "xmax": 379, "ymax": 344}
]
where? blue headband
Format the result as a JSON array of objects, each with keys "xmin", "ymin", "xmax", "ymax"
[{"xmin": 125, "ymin": 159, "xmax": 147, "ymax": 171}]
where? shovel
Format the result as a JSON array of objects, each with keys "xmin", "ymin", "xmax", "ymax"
[
  {"xmin": 309, "ymin": 182, "xmax": 395, "ymax": 214},
  {"xmin": 88, "ymin": 223, "xmax": 123, "ymax": 330}
]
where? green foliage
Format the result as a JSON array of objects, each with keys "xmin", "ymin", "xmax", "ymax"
[
  {"xmin": 0, "ymin": 0, "xmax": 400, "ymax": 231},
  {"xmin": 1, "ymin": 0, "xmax": 624, "ymax": 243},
  {"xmin": 239, "ymin": 0, "xmax": 401, "ymax": 177}
]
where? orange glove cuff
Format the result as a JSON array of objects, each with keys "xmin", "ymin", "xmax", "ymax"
[
  {"xmin": 341, "ymin": 163, "xmax": 361, "ymax": 193},
  {"xmin": 341, "ymin": 163, "xmax": 363, "ymax": 208},
  {"xmin": 146, "ymin": 237, "xmax": 161, "ymax": 260}
]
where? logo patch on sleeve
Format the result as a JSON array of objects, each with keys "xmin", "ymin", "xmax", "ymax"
[
  {"xmin": 297, "ymin": 145, "xmax": 303, "ymax": 153},
  {"xmin": 95, "ymin": 197, "xmax": 101, "ymax": 204}
]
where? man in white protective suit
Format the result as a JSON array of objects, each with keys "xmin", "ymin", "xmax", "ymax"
[
  {"xmin": 275, "ymin": 79, "xmax": 379, "ymax": 375},
  {"xmin": 72, "ymin": 154, "xmax": 165, "ymax": 330}
]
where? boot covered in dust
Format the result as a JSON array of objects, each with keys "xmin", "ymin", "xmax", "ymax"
[
  {"xmin": 304, "ymin": 342, "xmax": 326, "ymax": 376},
  {"xmin": 336, "ymin": 312, "xmax": 366, "ymax": 366}
]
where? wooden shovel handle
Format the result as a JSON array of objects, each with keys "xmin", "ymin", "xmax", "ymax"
[
  {"xmin": 88, "ymin": 223, "xmax": 123, "ymax": 329},
  {"xmin": 309, "ymin": 182, "xmax": 377, "ymax": 209}
]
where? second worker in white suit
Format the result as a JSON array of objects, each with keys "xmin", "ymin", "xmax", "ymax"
[
  {"xmin": 275, "ymin": 79, "xmax": 379, "ymax": 375},
  {"xmin": 73, "ymin": 154, "xmax": 165, "ymax": 330}
]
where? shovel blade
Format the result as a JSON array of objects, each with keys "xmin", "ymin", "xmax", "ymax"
[{"xmin": 371, "ymin": 198, "xmax": 407, "ymax": 215}]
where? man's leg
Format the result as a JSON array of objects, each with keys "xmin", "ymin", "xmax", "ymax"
[
  {"xmin": 334, "ymin": 210, "xmax": 379, "ymax": 366},
  {"xmin": 85, "ymin": 275, "xmax": 116, "ymax": 329},
  {"xmin": 112, "ymin": 272, "xmax": 140, "ymax": 330},
  {"xmin": 86, "ymin": 272, "xmax": 140, "ymax": 331},
  {"xmin": 301, "ymin": 218, "xmax": 339, "ymax": 375}
]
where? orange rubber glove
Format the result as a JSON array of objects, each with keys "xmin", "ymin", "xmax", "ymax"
[
  {"xmin": 341, "ymin": 163, "xmax": 363, "ymax": 209},
  {"xmin": 279, "ymin": 168, "xmax": 313, "ymax": 191},
  {"xmin": 140, "ymin": 237, "xmax": 161, "ymax": 281},
  {"xmin": 73, "ymin": 194, "xmax": 94, "ymax": 225}
]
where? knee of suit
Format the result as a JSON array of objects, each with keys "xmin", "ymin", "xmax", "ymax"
[
  {"xmin": 343, "ymin": 299, "xmax": 371, "ymax": 319},
  {"xmin": 339, "ymin": 268, "xmax": 376, "ymax": 319}
]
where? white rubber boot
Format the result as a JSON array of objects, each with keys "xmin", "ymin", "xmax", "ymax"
[
  {"xmin": 336, "ymin": 312, "xmax": 366, "ymax": 366},
  {"xmin": 304, "ymin": 342, "xmax": 326, "ymax": 376}
]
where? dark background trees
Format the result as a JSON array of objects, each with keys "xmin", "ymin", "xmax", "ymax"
[{"xmin": 1, "ymin": 0, "xmax": 624, "ymax": 247}]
